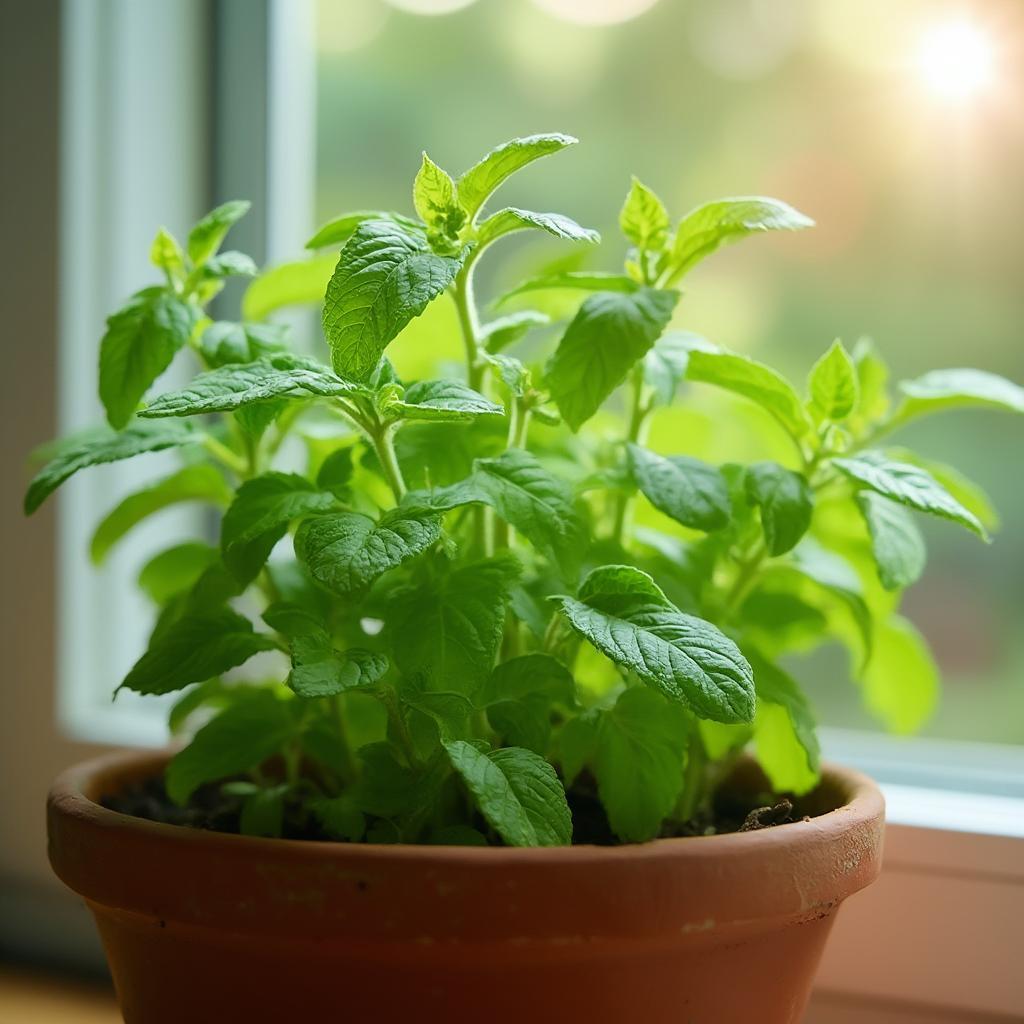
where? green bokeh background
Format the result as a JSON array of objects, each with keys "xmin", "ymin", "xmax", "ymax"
[{"xmin": 313, "ymin": 0, "xmax": 1023, "ymax": 744}]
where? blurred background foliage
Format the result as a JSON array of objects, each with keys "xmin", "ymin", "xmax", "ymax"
[{"xmin": 312, "ymin": 0, "xmax": 1023, "ymax": 743}]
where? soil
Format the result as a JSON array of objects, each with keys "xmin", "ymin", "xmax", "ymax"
[{"xmin": 103, "ymin": 769, "xmax": 812, "ymax": 846}]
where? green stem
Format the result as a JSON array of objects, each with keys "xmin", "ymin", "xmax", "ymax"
[
  {"xmin": 371, "ymin": 423, "xmax": 407, "ymax": 501},
  {"xmin": 381, "ymin": 687, "xmax": 419, "ymax": 769},
  {"xmin": 202, "ymin": 435, "xmax": 248, "ymax": 477},
  {"xmin": 724, "ymin": 541, "xmax": 768, "ymax": 615},
  {"xmin": 677, "ymin": 729, "xmax": 708, "ymax": 823},
  {"xmin": 610, "ymin": 364, "xmax": 652, "ymax": 545},
  {"xmin": 453, "ymin": 257, "xmax": 485, "ymax": 391},
  {"xmin": 333, "ymin": 695, "xmax": 359, "ymax": 785}
]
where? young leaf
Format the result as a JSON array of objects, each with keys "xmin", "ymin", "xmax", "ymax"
[
  {"xmin": 476, "ymin": 208, "xmax": 600, "ymax": 248},
  {"xmin": 306, "ymin": 210, "xmax": 419, "ymax": 250},
  {"xmin": 91, "ymin": 464, "xmax": 231, "ymax": 564},
  {"xmin": 24, "ymin": 420, "xmax": 201, "ymax": 515},
  {"xmin": 241, "ymin": 254, "xmax": 337, "ymax": 321},
  {"xmin": 886, "ymin": 448, "xmax": 999, "ymax": 532},
  {"xmin": 187, "ymin": 199, "xmax": 251, "ymax": 266},
  {"xmin": 619, "ymin": 177, "xmax": 670, "ymax": 251},
  {"xmin": 480, "ymin": 310, "xmax": 550, "ymax": 353},
  {"xmin": 552, "ymin": 565, "xmax": 755, "ymax": 723},
  {"xmin": 138, "ymin": 542, "xmax": 220, "ymax": 605},
  {"xmin": 852, "ymin": 337, "xmax": 890, "ymax": 424},
  {"xmin": 856, "ymin": 492, "xmax": 926, "ymax": 591},
  {"xmin": 862, "ymin": 616, "xmax": 938, "ymax": 733},
  {"xmin": 744, "ymin": 461, "xmax": 814, "ymax": 555},
  {"xmin": 140, "ymin": 354, "xmax": 360, "ymax": 418},
  {"xmin": 666, "ymin": 196, "xmax": 813, "ymax": 282},
  {"xmin": 312, "ymin": 795, "xmax": 366, "ymax": 841},
  {"xmin": 547, "ymin": 288, "xmax": 679, "ymax": 431},
  {"xmin": 594, "ymin": 687, "xmax": 688, "ymax": 842},
  {"xmin": 481, "ymin": 653, "xmax": 576, "ymax": 754},
  {"xmin": 747, "ymin": 650, "xmax": 820, "ymax": 793},
  {"xmin": 384, "ymin": 379, "xmax": 504, "ymax": 422},
  {"xmin": 832, "ymin": 451, "xmax": 986, "ymax": 539},
  {"xmin": 295, "ymin": 508, "xmax": 442, "ymax": 595},
  {"xmin": 443, "ymin": 740, "xmax": 572, "ymax": 847},
  {"xmin": 457, "ymin": 133, "xmax": 578, "ymax": 222},
  {"xmin": 221, "ymin": 473, "xmax": 338, "ymax": 584},
  {"xmin": 413, "ymin": 152, "xmax": 459, "ymax": 235},
  {"xmin": 643, "ymin": 331, "xmax": 710, "ymax": 406},
  {"xmin": 165, "ymin": 690, "xmax": 293, "ymax": 805},
  {"xmin": 150, "ymin": 227, "xmax": 185, "ymax": 279},
  {"xmin": 322, "ymin": 219, "xmax": 466, "ymax": 381},
  {"xmin": 894, "ymin": 368, "xmax": 1024, "ymax": 424},
  {"xmin": 199, "ymin": 321, "xmax": 288, "ymax": 367},
  {"xmin": 118, "ymin": 607, "xmax": 278, "ymax": 695},
  {"xmin": 239, "ymin": 785, "xmax": 288, "ymax": 838},
  {"xmin": 808, "ymin": 340, "xmax": 858, "ymax": 421},
  {"xmin": 496, "ymin": 271, "xmax": 637, "ymax": 307},
  {"xmin": 289, "ymin": 633, "xmax": 388, "ymax": 698},
  {"xmin": 99, "ymin": 289, "xmax": 201, "ymax": 429},
  {"xmin": 628, "ymin": 445, "xmax": 731, "ymax": 533},
  {"xmin": 389, "ymin": 555, "xmax": 521, "ymax": 695},
  {"xmin": 685, "ymin": 348, "xmax": 814, "ymax": 441}
]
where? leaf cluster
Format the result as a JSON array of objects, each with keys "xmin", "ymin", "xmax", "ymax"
[{"xmin": 25, "ymin": 137, "xmax": 1023, "ymax": 845}]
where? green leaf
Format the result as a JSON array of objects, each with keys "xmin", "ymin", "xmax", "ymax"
[
  {"xmin": 312, "ymin": 795, "xmax": 366, "ymax": 841},
  {"xmin": 856, "ymin": 492, "xmax": 926, "ymax": 591},
  {"xmin": 24, "ymin": 420, "xmax": 201, "ymax": 515},
  {"xmin": 643, "ymin": 331, "xmax": 710, "ymax": 406},
  {"xmin": 322, "ymin": 220, "xmax": 466, "ymax": 381},
  {"xmin": 187, "ymin": 199, "xmax": 251, "ymax": 266},
  {"xmin": 628, "ymin": 445, "xmax": 731, "ymax": 533},
  {"xmin": 165, "ymin": 690, "xmax": 293, "ymax": 805},
  {"xmin": 221, "ymin": 473, "xmax": 338, "ymax": 584},
  {"xmin": 894, "ymin": 368, "xmax": 1024, "ymax": 424},
  {"xmin": 140, "ymin": 354, "xmax": 360, "ymax": 418},
  {"xmin": 558, "ymin": 713, "xmax": 599, "ymax": 788},
  {"xmin": 666, "ymin": 196, "xmax": 813, "ymax": 282},
  {"xmin": 138, "ymin": 542, "xmax": 220, "ymax": 605},
  {"xmin": 619, "ymin": 177, "xmax": 670, "ymax": 251},
  {"xmin": 295, "ymin": 508, "xmax": 442, "ymax": 595},
  {"xmin": 385, "ymin": 379, "xmax": 504, "ymax": 422},
  {"xmin": 352, "ymin": 743, "xmax": 423, "ymax": 817},
  {"xmin": 239, "ymin": 784, "xmax": 287, "ymax": 838},
  {"xmin": 852, "ymin": 337, "xmax": 890, "ymax": 424},
  {"xmin": 685, "ymin": 347, "xmax": 814, "ymax": 441},
  {"xmin": 862, "ymin": 616, "xmax": 938, "ymax": 733},
  {"xmin": 886, "ymin": 449, "xmax": 999, "ymax": 532},
  {"xmin": 118, "ymin": 607, "xmax": 278, "ymax": 696},
  {"xmin": 204, "ymin": 251, "xmax": 258, "ymax": 278},
  {"xmin": 476, "ymin": 208, "xmax": 599, "ymax": 248},
  {"xmin": 241, "ymin": 254, "xmax": 337, "ymax": 321},
  {"xmin": 552, "ymin": 565, "xmax": 755, "ymax": 723},
  {"xmin": 808, "ymin": 340, "xmax": 858, "ymax": 420},
  {"xmin": 480, "ymin": 310, "xmax": 550, "ymax": 353},
  {"xmin": 457, "ymin": 133, "xmax": 578, "ymax": 222},
  {"xmin": 198, "ymin": 321, "xmax": 289, "ymax": 368},
  {"xmin": 496, "ymin": 271, "xmax": 637, "ymax": 307},
  {"xmin": 747, "ymin": 650, "xmax": 820, "ymax": 794},
  {"xmin": 389, "ymin": 555, "xmax": 520, "ymax": 695},
  {"xmin": 306, "ymin": 210, "xmax": 418, "ymax": 250},
  {"xmin": 832, "ymin": 451, "xmax": 986, "ymax": 538},
  {"xmin": 443, "ymin": 740, "xmax": 572, "ymax": 847},
  {"xmin": 472, "ymin": 449, "xmax": 586, "ymax": 574},
  {"xmin": 481, "ymin": 653, "xmax": 576, "ymax": 755},
  {"xmin": 486, "ymin": 353, "xmax": 530, "ymax": 397},
  {"xmin": 91, "ymin": 464, "xmax": 231, "ymax": 564},
  {"xmin": 744, "ymin": 461, "xmax": 814, "ymax": 555},
  {"xmin": 594, "ymin": 687, "xmax": 688, "ymax": 843},
  {"xmin": 150, "ymin": 227, "xmax": 185, "ymax": 279},
  {"xmin": 413, "ymin": 152, "xmax": 459, "ymax": 234},
  {"xmin": 289, "ymin": 633, "xmax": 388, "ymax": 697},
  {"xmin": 316, "ymin": 446, "xmax": 355, "ymax": 495},
  {"xmin": 99, "ymin": 289, "xmax": 201, "ymax": 429},
  {"xmin": 547, "ymin": 288, "xmax": 679, "ymax": 431}
]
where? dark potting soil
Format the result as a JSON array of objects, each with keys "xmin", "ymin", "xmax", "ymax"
[{"xmin": 103, "ymin": 770, "xmax": 810, "ymax": 846}]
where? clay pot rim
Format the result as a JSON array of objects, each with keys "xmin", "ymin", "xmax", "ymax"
[{"xmin": 51, "ymin": 745, "xmax": 883, "ymax": 862}]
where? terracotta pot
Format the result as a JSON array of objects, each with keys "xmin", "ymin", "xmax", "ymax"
[{"xmin": 48, "ymin": 749, "xmax": 883, "ymax": 1024}]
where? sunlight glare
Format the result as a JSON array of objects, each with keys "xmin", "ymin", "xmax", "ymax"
[{"xmin": 915, "ymin": 19, "xmax": 995, "ymax": 102}]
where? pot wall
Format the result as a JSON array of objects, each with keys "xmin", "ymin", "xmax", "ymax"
[{"xmin": 49, "ymin": 750, "xmax": 884, "ymax": 1024}]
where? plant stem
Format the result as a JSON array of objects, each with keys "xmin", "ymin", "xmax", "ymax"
[
  {"xmin": 371, "ymin": 423, "xmax": 407, "ymax": 501},
  {"xmin": 610, "ymin": 364, "xmax": 651, "ymax": 545},
  {"xmin": 333, "ymin": 695, "xmax": 359, "ymax": 784},
  {"xmin": 202, "ymin": 435, "xmax": 248, "ymax": 477},
  {"xmin": 677, "ymin": 729, "xmax": 708, "ymax": 823},
  {"xmin": 381, "ymin": 687, "xmax": 419, "ymax": 769}
]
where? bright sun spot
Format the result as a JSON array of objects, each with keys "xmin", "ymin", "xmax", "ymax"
[{"xmin": 915, "ymin": 19, "xmax": 996, "ymax": 102}]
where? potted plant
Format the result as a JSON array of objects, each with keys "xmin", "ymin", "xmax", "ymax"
[{"xmin": 32, "ymin": 134, "xmax": 1022, "ymax": 1023}]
